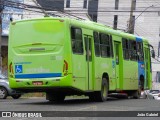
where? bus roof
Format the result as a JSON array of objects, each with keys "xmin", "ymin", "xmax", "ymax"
[{"xmin": 11, "ymin": 17, "xmax": 149, "ymax": 43}]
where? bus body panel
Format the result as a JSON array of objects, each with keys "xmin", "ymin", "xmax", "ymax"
[
  {"xmin": 123, "ymin": 60, "xmax": 138, "ymax": 90},
  {"xmin": 8, "ymin": 19, "xmax": 72, "ymax": 89}
]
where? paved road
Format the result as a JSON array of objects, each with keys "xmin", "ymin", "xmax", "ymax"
[{"xmin": 0, "ymin": 97, "xmax": 160, "ymax": 120}]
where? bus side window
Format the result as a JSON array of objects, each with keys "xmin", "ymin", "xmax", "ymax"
[
  {"xmin": 99, "ymin": 33, "xmax": 111, "ymax": 57},
  {"xmin": 110, "ymin": 35, "xmax": 114, "ymax": 57},
  {"xmin": 93, "ymin": 32, "xmax": 100, "ymax": 57},
  {"xmin": 137, "ymin": 42, "xmax": 144, "ymax": 61},
  {"xmin": 129, "ymin": 40, "xmax": 137, "ymax": 61},
  {"xmin": 71, "ymin": 27, "xmax": 83, "ymax": 54},
  {"xmin": 122, "ymin": 38, "xmax": 129, "ymax": 60}
]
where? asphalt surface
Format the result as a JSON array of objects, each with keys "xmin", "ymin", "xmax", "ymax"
[{"xmin": 0, "ymin": 97, "xmax": 160, "ymax": 120}]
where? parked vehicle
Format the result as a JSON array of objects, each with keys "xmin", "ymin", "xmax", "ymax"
[
  {"xmin": 0, "ymin": 74, "xmax": 22, "ymax": 99},
  {"xmin": 141, "ymin": 90, "xmax": 160, "ymax": 100}
]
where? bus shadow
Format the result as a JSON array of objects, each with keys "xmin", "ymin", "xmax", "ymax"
[{"xmin": 18, "ymin": 97, "xmax": 130, "ymax": 106}]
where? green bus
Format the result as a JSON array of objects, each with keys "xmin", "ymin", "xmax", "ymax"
[{"xmin": 8, "ymin": 17, "xmax": 155, "ymax": 102}]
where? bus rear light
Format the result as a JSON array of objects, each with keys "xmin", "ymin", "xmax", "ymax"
[
  {"xmin": 63, "ymin": 60, "xmax": 68, "ymax": 76},
  {"xmin": 9, "ymin": 62, "xmax": 14, "ymax": 74}
]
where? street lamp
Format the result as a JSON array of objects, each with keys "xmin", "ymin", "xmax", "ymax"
[{"xmin": 127, "ymin": 4, "xmax": 156, "ymax": 33}]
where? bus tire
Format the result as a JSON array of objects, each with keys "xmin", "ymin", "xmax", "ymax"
[
  {"xmin": 11, "ymin": 94, "xmax": 21, "ymax": 99},
  {"xmin": 89, "ymin": 94, "xmax": 95, "ymax": 101},
  {"xmin": 140, "ymin": 76, "xmax": 144, "ymax": 91},
  {"xmin": 133, "ymin": 90, "xmax": 141, "ymax": 99},
  {"xmin": 94, "ymin": 78, "xmax": 108, "ymax": 102}
]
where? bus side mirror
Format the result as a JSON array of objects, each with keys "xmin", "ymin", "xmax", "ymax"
[{"xmin": 151, "ymin": 50, "xmax": 155, "ymax": 58}]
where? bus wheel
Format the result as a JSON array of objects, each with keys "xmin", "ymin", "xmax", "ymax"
[
  {"xmin": 133, "ymin": 90, "xmax": 141, "ymax": 99},
  {"xmin": 11, "ymin": 94, "xmax": 21, "ymax": 99},
  {"xmin": 89, "ymin": 93, "xmax": 95, "ymax": 101},
  {"xmin": 94, "ymin": 78, "xmax": 108, "ymax": 102}
]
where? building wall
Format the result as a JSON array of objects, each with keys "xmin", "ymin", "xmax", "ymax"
[
  {"xmin": 64, "ymin": 0, "xmax": 88, "ymax": 19},
  {"xmin": 23, "ymin": 0, "xmax": 44, "ymax": 19}
]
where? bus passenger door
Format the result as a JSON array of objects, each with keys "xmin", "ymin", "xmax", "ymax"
[
  {"xmin": 114, "ymin": 42, "xmax": 121, "ymax": 89},
  {"xmin": 84, "ymin": 35, "xmax": 93, "ymax": 91},
  {"xmin": 144, "ymin": 47, "xmax": 150, "ymax": 89}
]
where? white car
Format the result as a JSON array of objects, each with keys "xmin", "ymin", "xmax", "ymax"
[{"xmin": 142, "ymin": 90, "xmax": 160, "ymax": 100}]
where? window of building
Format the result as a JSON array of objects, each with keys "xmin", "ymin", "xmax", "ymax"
[
  {"xmin": 71, "ymin": 27, "xmax": 83, "ymax": 54},
  {"xmin": 88, "ymin": 0, "xmax": 98, "ymax": 22},
  {"xmin": 89, "ymin": 14, "xmax": 97, "ymax": 22},
  {"xmin": 93, "ymin": 32, "xmax": 100, "ymax": 57},
  {"xmin": 115, "ymin": 0, "xmax": 119, "ymax": 10},
  {"xmin": 137, "ymin": 42, "xmax": 144, "ymax": 61},
  {"xmin": 129, "ymin": 40, "xmax": 137, "ymax": 61},
  {"xmin": 158, "ymin": 42, "xmax": 160, "ymax": 57},
  {"xmin": 156, "ymin": 72, "xmax": 160, "ymax": 83},
  {"xmin": 66, "ymin": 0, "xmax": 70, "ymax": 8},
  {"xmin": 99, "ymin": 33, "xmax": 112, "ymax": 57},
  {"xmin": 113, "ymin": 15, "xmax": 118, "ymax": 30},
  {"xmin": 122, "ymin": 38, "xmax": 129, "ymax": 60},
  {"xmin": 83, "ymin": 0, "xmax": 87, "ymax": 8}
]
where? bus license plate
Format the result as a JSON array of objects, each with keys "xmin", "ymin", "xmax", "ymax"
[{"xmin": 32, "ymin": 81, "xmax": 43, "ymax": 85}]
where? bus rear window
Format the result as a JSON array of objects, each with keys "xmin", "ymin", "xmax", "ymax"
[
  {"xmin": 71, "ymin": 27, "xmax": 83, "ymax": 54},
  {"xmin": 9, "ymin": 20, "xmax": 65, "ymax": 47}
]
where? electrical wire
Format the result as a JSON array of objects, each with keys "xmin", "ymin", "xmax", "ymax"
[
  {"xmin": 1, "ymin": 0, "xmax": 159, "ymax": 40},
  {"xmin": 4, "ymin": 0, "xmax": 86, "ymax": 20},
  {"xmin": 2, "ymin": 1, "xmax": 160, "ymax": 13},
  {"xmin": 126, "ymin": 3, "xmax": 160, "ymax": 33}
]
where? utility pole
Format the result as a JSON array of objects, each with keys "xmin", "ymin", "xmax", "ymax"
[
  {"xmin": 0, "ymin": 0, "xmax": 3, "ymax": 73},
  {"xmin": 128, "ymin": 0, "xmax": 135, "ymax": 34}
]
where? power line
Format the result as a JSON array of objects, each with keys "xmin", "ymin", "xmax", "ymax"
[
  {"xmin": 2, "ymin": 1, "xmax": 160, "ymax": 13},
  {"xmin": 1, "ymin": 0, "xmax": 159, "ymax": 39},
  {"xmin": 126, "ymin": 3, "xmax": 159, "ymax": 33},
  {"xmin": 2, "ymin": 0, "xmax": 85, "ymax": 20}
]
